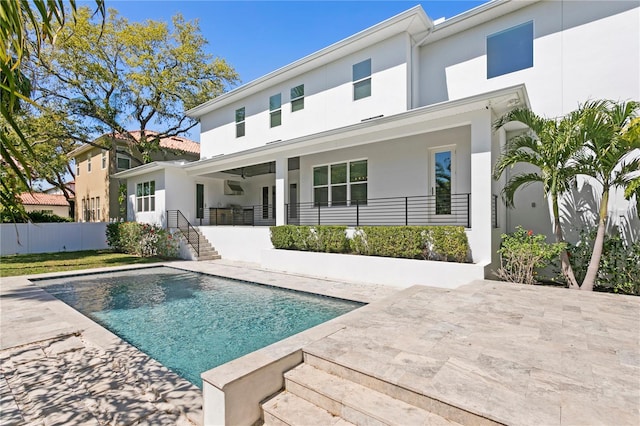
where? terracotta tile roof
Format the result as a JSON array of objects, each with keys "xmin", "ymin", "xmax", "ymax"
[
  {"xmin": 19, "ymin": 193, "xmax": 69, "ymax": 206},
  {"xmin": 114, "ymin": 131, "xmax": 200, "ymax": 155}
]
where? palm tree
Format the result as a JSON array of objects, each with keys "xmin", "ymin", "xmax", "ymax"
[
  {"xmin": 493, "ymin": 108, "xmax": 583, "ymax": 289},
  {"xmin": 574, "ymin": 100, "xmax": 640, "ymax": 291}
]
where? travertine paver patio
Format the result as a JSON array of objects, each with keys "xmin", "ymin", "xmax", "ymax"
[
  {"xmin": 300, "ymin": 281, "xmax": 640, "ymax": 425},
  {"xmin": 1, "ymin": 260, "xmax": 639, "ymax": 425}
]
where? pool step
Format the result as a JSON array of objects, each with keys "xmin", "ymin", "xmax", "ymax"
[
  {"xmin": 276, "ymin": 362, "xmax": 461, "ymax": 426},
  {"xmin": 302, "ymin": 352, "xmax": 497, "ymax": 426},
  {"xmin": 263, "ymin": 391, "xmax": 354, "ymax": 426}
]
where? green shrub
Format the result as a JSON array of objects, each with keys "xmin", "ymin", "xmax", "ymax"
[
  {"xmin": 569, "ymin": 229, "xmax": 640, "ymax": 295},
  {"xmin": 351, "ymin": 226, "xmax": 469, "ymax": 262},
  {"xmin": 270, "ymin": 225, "xmax": 349, "ymax": 253},
  {"xmin": 0, "ymin": 210, "xmax": 72, "ymax": 223},
  {"xmin": 106, "ymin": 222, "xmax": 177, "ymax": 258},
  {"xmin": 497, "ymin": 226, "xmax": 565, "ymax": 285}
]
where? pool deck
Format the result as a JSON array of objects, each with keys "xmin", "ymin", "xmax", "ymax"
[{"xmin": 1, "ymin": 259, "xmax": 639, "ymax": 425}]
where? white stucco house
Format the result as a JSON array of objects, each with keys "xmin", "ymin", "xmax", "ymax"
[{"xmin": 114, "ymin": 0, "xmax": 639, "ymax": 281}]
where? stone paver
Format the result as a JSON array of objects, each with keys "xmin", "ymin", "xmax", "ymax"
[{"xmin": 302, "ymin": 281, "xmax": 640, "ymax": 426}]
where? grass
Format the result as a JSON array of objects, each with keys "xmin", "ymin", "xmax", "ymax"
[{"xmin": 0, "ymin": 250, "xmax": 165, "ymax": 277}]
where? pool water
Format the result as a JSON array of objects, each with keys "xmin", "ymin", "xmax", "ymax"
[{"xmin": 37, "ymin": 267, "xmax": 362, "ymax": 387}]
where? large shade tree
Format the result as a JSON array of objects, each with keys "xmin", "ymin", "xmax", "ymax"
[
  {"xmin": 574, "ymin": 100, "xmax": 640, "ymax": 291},
  {"xmin": 32, "ymin": 7, "xmax": 238, "ymax": 164},
  {"xmin": 0, "ymin": 0, "xmax": 104, "ymax": 218},
  {"xmin": 493, "ymin": 108, "xmax": 584, "ymax": 289}
]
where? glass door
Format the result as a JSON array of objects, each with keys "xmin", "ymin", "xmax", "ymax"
[{"xmin": 430, "ymin": 146, "xmax": 455, "ymax": 216}]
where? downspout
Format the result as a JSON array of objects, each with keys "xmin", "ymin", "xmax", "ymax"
[{"xmin": 410, "ymin": 24, "xmax": 434, "ymax": 109}]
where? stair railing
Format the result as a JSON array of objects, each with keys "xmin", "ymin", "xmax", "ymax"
[{"xmin": 166, "ymin": 210, "xmax": 200, "ymax": 257}]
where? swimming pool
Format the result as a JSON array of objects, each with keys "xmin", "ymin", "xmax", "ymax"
[{"xmin": 36, "ymin": 267, "xmax": 362, "ymax": 387}]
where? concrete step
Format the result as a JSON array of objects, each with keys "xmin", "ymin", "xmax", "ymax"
[
  {"xmin": 262, "ymin": 391, "xmax": 353, "ymax": 426},
  {"xmin": 198, "ymin": 255, "xmax": 221, "ymax": 261},
  {"xmin": 285, "ymin": 363, "xmax": 460, "ymax": 426},
  {"xmin": 303, "ymin": 354, "xmax": 497, "ymax": 426}
]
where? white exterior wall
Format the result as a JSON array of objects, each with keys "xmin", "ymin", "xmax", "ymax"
[
  {"xmin": 419, "ymin": 1, "xmax": 639, "ymax": 116},
  {"xmin": 199, "ymin": 33, "xmax": 409, "ymax": 159},
  {"xmin": 298, "ymin": 126, "xmax": 472, "ymax": 204},
  {"xmin": 127, "ymin": 170, "xmax": 166, "ymax": 227},
  {"xmin": 420, "ymin": 1, "xmax": 639, "ymax": 240}
]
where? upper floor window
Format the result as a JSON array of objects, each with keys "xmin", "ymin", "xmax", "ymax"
[
  {"xmin": 76, "ymin": 160, "xmax": 80, "ymax": 176},
  {"xmin": 487, "ymin": 21, "xmax": 533, "ymax": 79},
  {"xmin": 313, "ymin": 159, "xmax": 367, "ymax": 207},
  {"xmin": 291, "ymin": 84, "xmax": 304, "ymax": 112},
  {"xmin": 87, "ymin": 153, "xmax": 92, "ymax": 172},
  {"xmin": 101, "ymin": 151, "xmax": 107, "ymax": 169},
  {"xmin": 117, "ymin": 155, "xmax": 130, "ymax": 171},
  {"xmin": 235, "ymin": 107, "xmax": 245, "ymax": 138},
  {"xmin": 269, "ymin": 94, "xmax": 282, "ymax": 127},
  {"xmin": 136, "ymin": 180, "xmax": 155, "ymax": 212},
  {"xmin": 353, "ymin": 59, "xmax": 371, "ymax": 101}
]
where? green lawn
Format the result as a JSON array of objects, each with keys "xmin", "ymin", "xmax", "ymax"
[{"xmin": 0, "ymin": 250, "xmax": 165, "ymax": 277}]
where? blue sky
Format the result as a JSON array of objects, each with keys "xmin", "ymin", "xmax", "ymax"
[{"xmin": 96, "ymin": 0, "xmax": 488, "ymax": 140}]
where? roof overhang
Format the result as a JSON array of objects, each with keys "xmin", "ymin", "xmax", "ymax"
[
  {"xmin": 427, "ymin": 0, "xmax": 540, "ymax": 44},
  {"xmin": 183, "ymin": 84, "xmax": 529, "ymax": 177},
  {"xmin": 111, "ymin": 160, "xmax": 191, "ymax": 179},
  {"xmin": 186, "ymin": 6, "xmax": 433, "ymax": 118}
]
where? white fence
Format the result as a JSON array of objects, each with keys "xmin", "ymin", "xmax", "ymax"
[{"xmin": 0, "ymin": 223, "xmax": 109, "ymax": 256}]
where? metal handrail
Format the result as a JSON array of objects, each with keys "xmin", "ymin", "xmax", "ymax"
[
  {"xmin": 166, "ymin": 210, "xmax": 200, "ymax": 256},
  {"xmin": 205, "ymin": 193, "xmax": 471, "ymax": 228}
]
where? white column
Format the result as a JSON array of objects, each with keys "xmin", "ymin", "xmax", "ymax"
[
  {"xmin": 469, "ymin": 108, "xmax": 493, "ymax": 265},
  {"xmin": 275, "ymin": 157, "xmax": 287, "ymax": 226}
]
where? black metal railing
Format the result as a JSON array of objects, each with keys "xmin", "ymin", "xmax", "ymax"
[
  {"xmin": 167, "ymin": 210, "xmax": 200, "ymax": 256},
  {"xmin": 285, "ymin": 194, "xmax": 471, "ymax": 227},
  {"xmin": 205, "ymin": 194, "xmax": 471, "ymax": 228}
]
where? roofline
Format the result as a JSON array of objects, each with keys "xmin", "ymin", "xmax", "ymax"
[
  {"xmin": 427, "ymin": 0, "xmax": 540, "ymax": 43},
  {"xmin": 111, "ymin": 160, "xmax": 190, "ymax": 179},
  {"xmin": 186, "ymin": 5, "xmax": 432, "ymax": 118},
  {"xmin": 183, "ymin": 84, "xmax": 529, "ymax": 173}
]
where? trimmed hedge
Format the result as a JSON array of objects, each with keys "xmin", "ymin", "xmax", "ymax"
[
  {"xmin": 353, "ymin": 226, "xmax": 469, "ymax": 262},
  {"xmin": 269, "ymin": 225, "xmax": 349, "ymax": 253},
  {"xmin": 270, "ymin": 225, "xmax": 470, "ymax": 263}
]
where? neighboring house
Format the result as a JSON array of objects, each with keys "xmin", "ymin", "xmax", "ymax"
[
  {"xmin": 70, "ymin": 131, "xmax": 199, "ymax": 222},
  {"xmin": 114, "ymin": 0, "xmax": 639, "ymax": 270},
  {"xmin": 18, "ymin": 193, "xmax": 71, "ymax": 218}
]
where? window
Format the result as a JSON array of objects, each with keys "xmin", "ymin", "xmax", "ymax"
[
  {"xmin": 76, "ymin": 160, "xmax": 80, "ymax": 176},
  {"xmin": 269, "ymin": 94, "xmax": 282, "ymax": 127},
  {"xmin": 235, "ymin": 107, "xmax": 245, "ymax": 138},
  {"xmin": 81, "ymin": 198, "xmax": 86, "ymax": 221},
  {"xmin": 101, "ymin": 151, "xmax": 107, "ymax": 169},
  {"xmin": 95, "ymin": 197, "xmax": 100, "ymax": 221},
  {"xmin": 41, "ymin": 210, "xmax": 53, "ymax": 215},
  {"xmin": 87, "ymin": 153, "xmax": 92, "ymax": 172},
  {"xmin": 487, "ymin": 21, "xmax": 533, "ymax": 79},
  {"xmin": 136, "ymin": 181, "xmax": 155, "ymax": 212},
  {"xmin": 90, "ymin": 197, "xmax": 95, "ymax": 221},
  {"xmin": 352, "ymin": 59, "xmax": 371, "ymax": 100},
  {"xmin": 313, "ymin": 160, "xmax": 367, "ymax": 206},
  {"xmin": 117, "ymin": 155, "xmax": 131, "ymax": 171},
  {"xmin": 291, "ymin": 84, "xmax": 304, "ymax": 112}
]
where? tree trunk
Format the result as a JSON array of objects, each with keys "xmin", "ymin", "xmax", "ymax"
[
  {"xmin": 581, "ymin": 189, "xmax": 609, "ymax": 291},
  {"xmin": 552, "ymin": 196, "xmax": 579, "ymax": 289}
]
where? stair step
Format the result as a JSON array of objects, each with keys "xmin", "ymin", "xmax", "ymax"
[
  {"xmin": 303, "ymin": 354, "xmax": 496, "ymax": 426},
  {"xmin": 263, "ymin": 392, "xmax": 354, "ymax": 426},
  {"xmin": 285, "ymin": 364, "xmax": 459, "ymax": 426}
]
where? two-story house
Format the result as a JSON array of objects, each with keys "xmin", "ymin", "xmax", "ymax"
[
  {"xmin": 71, "ymin": 131, "xmax": 199, "ymax": 222},
  {"xmin": 114, "ymin": 0, "xmax": 639, "ymax": 271}
]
